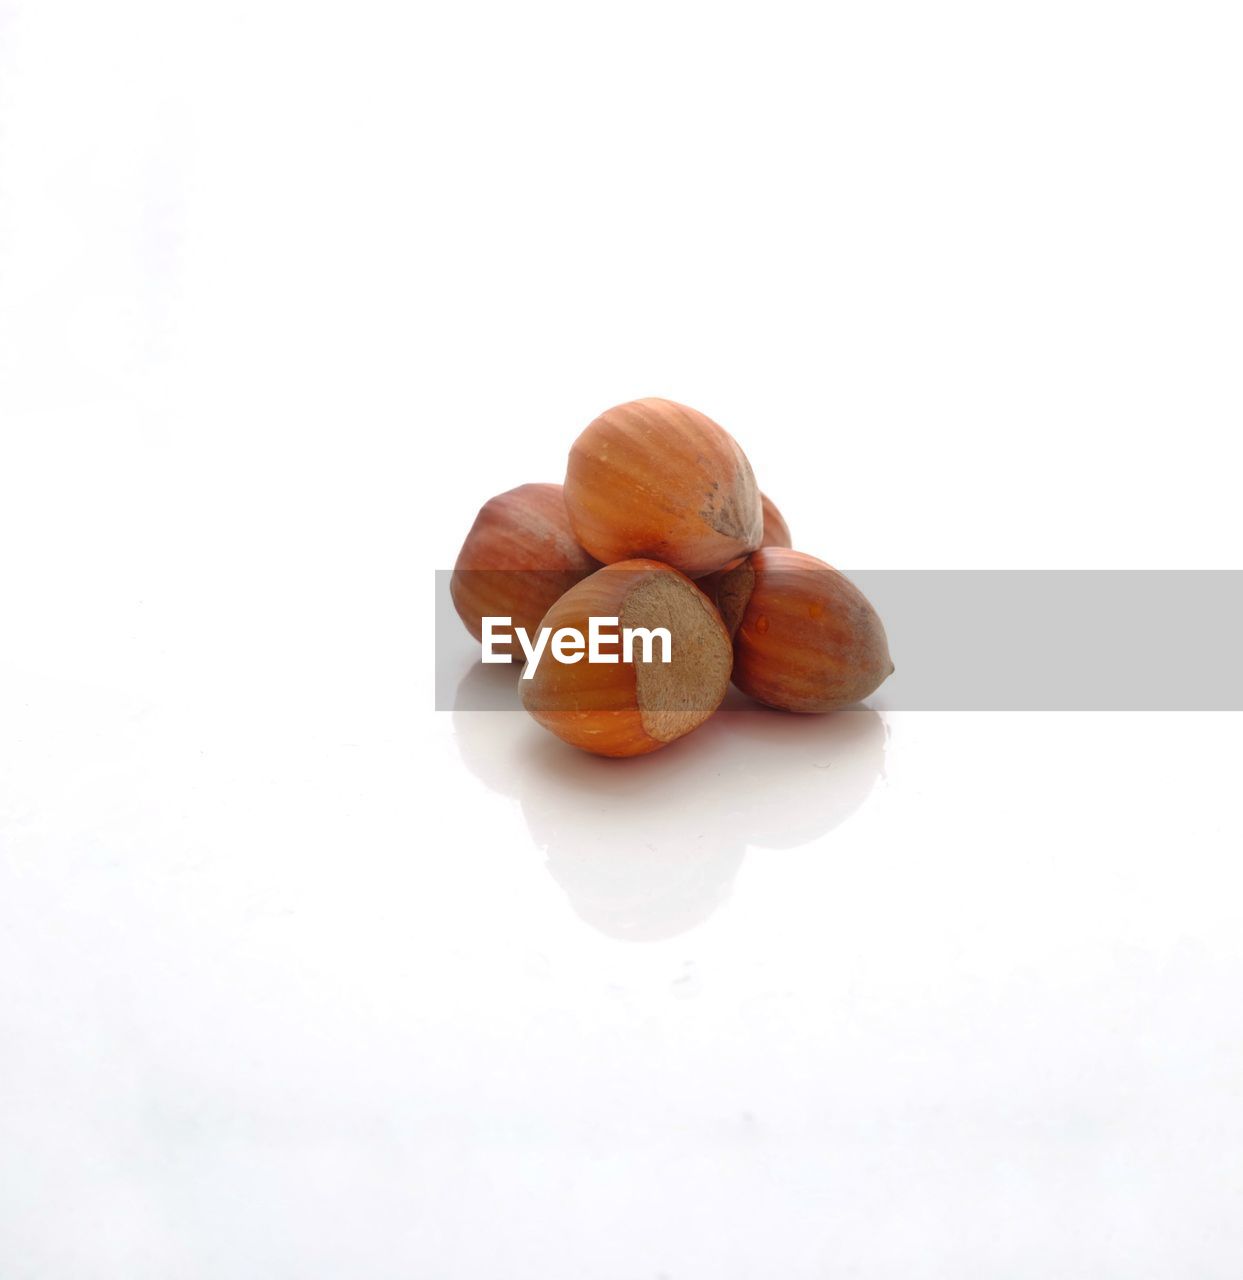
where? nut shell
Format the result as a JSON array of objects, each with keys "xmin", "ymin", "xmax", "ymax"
[
  {"xmin": 710, "ymin": 547, "xmax": 893, "ymax": 713},
  {"xmin": 759, "ymin": 492, "xmax": 792, "ymax": 548},
  {"xmin": 451, "ymin": 483, "xmax": 599, "ymax": 654},
  {"xmin": 564, "ymin": 398, "xmax": 763, "ymax": 577},
  {"xmin": 521, "ymin": 559, "xmax": 733, "ymax": 757}
]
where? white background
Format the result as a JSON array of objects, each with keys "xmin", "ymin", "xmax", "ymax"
[{"xmin": 2, "ymin": 1, "xmax": 1241, "ymax": 1276}]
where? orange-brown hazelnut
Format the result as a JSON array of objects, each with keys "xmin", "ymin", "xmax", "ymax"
[
  {"xmin": 564, "ymin": 398, "xmax": 763, "ymax": 577},
  {"xmin": 708, "ymin": 547, "xmax": 893, "ymax": 713},
  {"xmin": 759, "ymin": 492, "xmax": 792, "ymax": 548},
  {"xmin": 451, "ymin": 483, "xmax": 599, "ymax": 656},
  {"xmin": 520, "ymin": 560, "xmax": 733, "ymax": 757}
]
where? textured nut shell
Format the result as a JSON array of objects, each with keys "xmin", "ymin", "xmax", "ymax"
[
  {"xmin": 521, "ymin": 559, "xmax": 733, "ymax": 757},
  {"xmin": 451, "ymin": 483, "xmax": 599, "ymax": 647},
  {"xmin": 760, "ymin": 492, "xmax": 792, "ymax": 548},
  {"xmin": 564, "ymin": 398, "xmax": 763, "ymax": 577},
  {"xmin": 701, "ymin": 492, "xmax": 793, "ymax": 585},
  {"xmin": 716, "ymin": 547, "xmax": 893, "ymax": 713}
]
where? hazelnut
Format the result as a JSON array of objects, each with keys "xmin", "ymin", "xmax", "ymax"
[
  {"xmin": 709, "ymin": 547, "xmax": 893, "ymax": 713},
  {"xmin": 759, "ymin": 492, "xmax": 792, "ymax": 548},
  {"xmin": 451, "ymin": 483, "xmax": 600, "ymax": 655},
  {"xmin": 564, "ymin": 398, "xmax": 763, "ymax": 577},
  {"xmin": 521, "ymin": 559, "xmax": 733, "ymax": 757}
]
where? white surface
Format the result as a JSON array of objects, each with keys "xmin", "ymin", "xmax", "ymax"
[
  {"xmin": 5, "ymin": 691, "xmax": 1243, "ymax": 1277},
  {"xmin": 3, "ymin": 2, "xmax": 1242, "ymax": 1276}
]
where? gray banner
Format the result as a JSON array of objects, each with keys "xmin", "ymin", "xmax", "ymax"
[{"xmin": 436, "ymin": 570, "xmax": 1243, "ymax": 711}]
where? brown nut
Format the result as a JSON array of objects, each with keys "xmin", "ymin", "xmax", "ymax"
[
  {"xmin": 564, "ymin": 398, "xmax": 763, "ymax": 577},
  {"xmin": 709, "ymin": 547, "xmax": 893, "ymax": 713},
  {"xmin": 520, "ymin": 559, "xmax": 733, "ymax": 757},
  {"xmin": 759, "ymin": 492, "xmax": 792, "ymax": 548},
  {"xmin": 451, "ymin": 483, "xmax": 600, "ymax": 656}
]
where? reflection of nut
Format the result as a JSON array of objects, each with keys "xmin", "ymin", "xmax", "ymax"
[
  {"xmin": 521, "ymin": 560, "xmax": 733, "ymax": 757},
  {"xmin": 519, "ymin": 705, "xmax": 887, "ymax": 937},
  {"xmin": 450, "ymin": 663, "xmax": 528, "ymax": 798},
  {"xmin": 718, "ymin": 705, "xmax": 887, "ymax": 848},
  {"xmin": 709, "ymin": 548, "xmax": 894, "ymax": 713},
  {"xmin": 564, "ymin": 398, "xmax": 763, "ymax": 577},
  {"xmin": 451, "ymin": 483, "xmax": 599, "ymax": 655},
  {"xmin": 531, "ymin": 799, "xmax": 746, "ymax": 942},
  {"xmin": 451, "ymin": 674, "xmax": 888, "ymax": 940}
]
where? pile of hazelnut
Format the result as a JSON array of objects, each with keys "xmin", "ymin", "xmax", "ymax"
[{"xmin": 452, "ymin": 398, "xmax": 893, "ymax": 758}]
